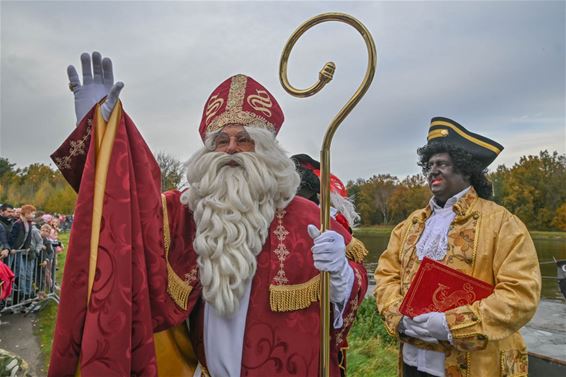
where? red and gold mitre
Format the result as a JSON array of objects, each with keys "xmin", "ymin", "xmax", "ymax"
[{"xmin": 198, "ymin": 74, "xmax": 284, "ymax": 141}]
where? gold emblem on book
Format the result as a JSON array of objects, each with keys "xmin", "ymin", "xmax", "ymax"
[{"xmin": 429, "ymin": 283, "xmax": 476, "ymax": 312}]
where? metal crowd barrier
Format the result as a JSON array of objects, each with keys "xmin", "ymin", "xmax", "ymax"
[{"xmin": 0, "ymin": 247, "xmax": 60, "ymax": 316}]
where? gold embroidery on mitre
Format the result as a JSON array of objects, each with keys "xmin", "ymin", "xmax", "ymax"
[
  {"xmin": 269, "ymin": 275, "xmax": 320, "ymax": 312},
  {"xmin": 206, "ymin": 110, "xmax": 276, "ymax": 135},
  {"xmin": 346, "ymin": 237, "xmax": 368, "ymax": 262},
  {"xmin": 205, "ymin": 95, "xmax": 224, "ymax": 125},
  {"xmin": 226, "ymin": 74, "xmax": 247, "ymax": 111},
  {"xmin": 162, "ymin": 194, "xmax": 193, "ymax": 310},
  {"xmin": 247, "ymin": 89, "xmax": 273, "ymax": 117},
  {"xmin": 206, "ymin": 74, "xmax": 276, "ymax": 135}
]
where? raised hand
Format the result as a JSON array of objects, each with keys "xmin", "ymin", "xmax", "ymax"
[{"xmin": 67, "ymin": 51, "xmax": 124, "ymax": 124}]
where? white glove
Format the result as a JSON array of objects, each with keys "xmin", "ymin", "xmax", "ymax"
[
  {"xmin": 307, "ymin": 224, "xmax": 353, "ymax": 304},
  {"xmin": 400, "ymin": 316, "xmax": 439, "ymax": 343},
  {"xmin": 68, "ymin": 51, "xmax": 124, "ymax": 124},
  {"xmin": 401, "ymin": 312, "xmax": 451, "ymax": 342}
]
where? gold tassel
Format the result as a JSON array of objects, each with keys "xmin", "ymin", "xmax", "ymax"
[
  {"xmin": 346, "ymin": 237, "xmax": 368, "ymax": 263},
  {"xmin": 162, "ymin": 194, "xmax": 192, "ymax": 310},
  {"xmin": 269, "ymin": 275, "xmax": 320, "ymax": 312}
]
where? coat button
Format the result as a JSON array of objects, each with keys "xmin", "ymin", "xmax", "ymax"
[
  {"xmin": 412, "ymin": 217, "xmax": 418, "ymax": 224},
  {"xmin": 472, "ymin": 212, "xmax": 480, "ymax": 219}
]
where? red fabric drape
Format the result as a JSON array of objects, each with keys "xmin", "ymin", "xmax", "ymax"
[{"xmin": 49, "ymin": 108, "xmax": 191, "ymax": 376}]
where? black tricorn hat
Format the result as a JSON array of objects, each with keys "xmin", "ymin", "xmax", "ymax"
[{"xmin": 427, "ymin": 117, "xmax": 504, "ymax": 168}]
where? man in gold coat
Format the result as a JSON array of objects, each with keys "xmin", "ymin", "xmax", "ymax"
[{"xmin": 375, "ymin": 117, "xmax": 541, "ymax": 377}]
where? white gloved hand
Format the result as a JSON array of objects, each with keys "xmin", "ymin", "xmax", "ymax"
[
  {"xmin": 400, "ymin": 316, "xmax": 439, "ymax": 344},
  {"xmin": 401, "ymin": 312, "xmax": 451, "ymax": 343},
  {"xmin": 411, "ymin": 312, "xmax": 451, "ymax": 341},
  {"xmin": 307, "ymin": 224, "xmax": 353, "ymax": 304},
  {"xmin": 68, "ymin": 51, "xmax": 124, "ymax": 124}
]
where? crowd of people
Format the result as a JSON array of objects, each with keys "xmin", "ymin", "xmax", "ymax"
[{"xmin": 0, "ymin": 203, "xmax": 71, "ymax": 308}]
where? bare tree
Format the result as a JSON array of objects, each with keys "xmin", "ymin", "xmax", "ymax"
[{"xmin": 156, "ymin": 152, "xmax": 184, "ymax": 191}]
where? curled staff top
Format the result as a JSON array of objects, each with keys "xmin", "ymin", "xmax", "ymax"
[{"xmin": 279, "ymin": 12, "xmax": 377, "ymax": 377}]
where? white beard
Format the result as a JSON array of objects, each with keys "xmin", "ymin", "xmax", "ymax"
[{"xmin": 180, "ymin": 131, "xmax": 299, "ymax": 316}]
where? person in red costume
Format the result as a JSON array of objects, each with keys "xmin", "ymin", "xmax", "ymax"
[
  {"xmin": 49, "ymin": 52, "xmax": 368, "ymax": 377},
  {"xmin": 291, "ymin": 154, "xmax": 360, "ymax": 234}
]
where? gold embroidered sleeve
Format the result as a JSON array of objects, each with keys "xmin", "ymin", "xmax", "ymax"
[
  {"xmin": 445, "ymin": 212, "xmax": 541, "ymax": 352},
  {"xmin": 162, "ymin": 194, "xmax": 194, "ymax": 310},
  {"xmin": 346, "ymin": 237, "xmax": 368, "ymax": 263},
  {"xmin": 374, "ymin": 221, "xmax": 408, "ymax": 337}
]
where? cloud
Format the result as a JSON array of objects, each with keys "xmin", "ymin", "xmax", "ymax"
[{"xmin": 1, "ymin": 1, "xmax": 564, "ymax": 183}]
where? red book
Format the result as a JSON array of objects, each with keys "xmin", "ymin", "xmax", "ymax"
[{"xmin": 399, "ymin": 257, "xmax": 494, "ymax": 318}]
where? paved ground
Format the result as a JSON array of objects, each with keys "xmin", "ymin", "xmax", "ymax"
[
  {"xmin": 0, "ymin": 312, "xmax": 43, "ymax": 376},
  {"xmin": 521, "ymin": 299, "xmax": 566, "ymax": 363}
]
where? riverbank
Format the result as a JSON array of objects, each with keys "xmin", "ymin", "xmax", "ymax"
[{"xmin": 354, "ymin": 225, "xmax": 566, "ymax": 239}]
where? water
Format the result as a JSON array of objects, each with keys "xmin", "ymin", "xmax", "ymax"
[{"xmin": 358, "ymin": 232, "xmax": 566, "ymax": 300}]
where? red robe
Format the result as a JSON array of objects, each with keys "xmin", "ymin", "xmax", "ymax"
[{"xmin": 49, "ymin": 105, "xmax": 367, "ymax": 377}]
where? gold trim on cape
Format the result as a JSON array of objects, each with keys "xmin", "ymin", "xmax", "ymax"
[{"xmin": 161, "ymin": 194, "xmax": 193, "ymax": 310}]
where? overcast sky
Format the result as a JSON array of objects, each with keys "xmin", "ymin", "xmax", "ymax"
[{"xmin": 1, "ymin": 0, "xmax": 564, "ymax": 182}]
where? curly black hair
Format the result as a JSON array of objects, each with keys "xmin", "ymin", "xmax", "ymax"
[{"xmin": 417, "ymin": 141, "xmax": 493, "ymax": 199}]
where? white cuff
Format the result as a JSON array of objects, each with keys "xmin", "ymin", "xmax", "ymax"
[{"xmin": 331, "ymin": 264, "xmax": 355, "ymax": 329}]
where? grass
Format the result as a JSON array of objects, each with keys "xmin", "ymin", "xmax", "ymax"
[
  {"xmin": 34, "ymin": 232, "xmax": 68, "ymax": 373},
  {"xmin": 347, "ymin": 297, "xmax": 399, "ymax": 377}
]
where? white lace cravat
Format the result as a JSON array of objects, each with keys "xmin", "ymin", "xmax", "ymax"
[{"xmin": 415, "ymin": 186, "xmax": 470, "ymax": 261}]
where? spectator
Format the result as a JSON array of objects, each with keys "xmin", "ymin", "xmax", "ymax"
[
  {"xmin": 47, "ymin": 217, "xmax": 63, "ymax": 253},
  {"xmin": 0, "ymin": 203, "xmax": 15, "ymax": 236},
  {"xmin": 37, "ymin": 224, "xmax": 54, "ymax": 295},
  {"xmin": 0, "ymin": 221, "xmax": 9, "ymax": 263},
  {"xmin": 9, "ymin": 204, "xmax": 37, "ymax": 300}
]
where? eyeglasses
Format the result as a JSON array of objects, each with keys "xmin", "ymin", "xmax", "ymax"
[{"xmin": 212, "ymin": 131, "xmax": 254, "ymax": 150}]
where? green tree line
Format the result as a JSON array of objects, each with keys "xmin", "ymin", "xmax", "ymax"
[
  {"xmin": 0, "ymin": 158, "xmax": 77, "ymax": 214},
  {"xmin": 347, "ymin": 150, "xmax": 566, "ymax": 231},
  {"xmin": 0, "ymin": 152, "xmax": 186, "ymax": 214},
  {"xmin": 1, "ymin": 150, "xmax": 565, "ymax": 231}
]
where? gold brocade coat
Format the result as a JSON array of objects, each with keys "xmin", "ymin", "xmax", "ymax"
[{"xmin": 374, "ymin": 187, "xmax": 541, "ymax": 377}]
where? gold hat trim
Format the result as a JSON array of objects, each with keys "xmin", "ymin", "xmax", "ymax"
[
  {"xmin": 206, "ymin": 109, "xmax": 276, "ymax": 135},
  {"xmin": 429, "ymin": 120, "xmax": 501, "ymax": 154},
  {"xmin": 428, "ymin": 129, "xmax": 449, "ymax": 139}
]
